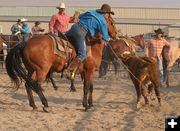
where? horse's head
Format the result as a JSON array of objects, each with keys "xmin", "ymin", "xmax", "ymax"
[
  {"xmin": 132, "ymin": 34, "xmax": 145, "ymax": 49},
  {"xmin": 105, "ymin": 15, "xmax": 117, "ymax": 40}
]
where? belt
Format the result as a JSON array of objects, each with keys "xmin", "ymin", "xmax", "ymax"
[{"xmin": 77, "ymin": 22, "xmax": 87, "ymax": 33}]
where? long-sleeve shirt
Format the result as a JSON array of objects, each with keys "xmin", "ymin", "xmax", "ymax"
[
  {"xmin": 21, "ymin": 24, "xmax": 30, "ymax": 34},
  {"xmin": 31, "ymin": 26, "xmax": 44, "ymax": 35},
  {"xmin": 145, "ymin": 37, "xmax": 169, "ymax": 61},
  {"xmin": 49, "ymin": 13, "xmax": 71, "ymax": 33},
  {"xmin": 79, "ymin": 10, "xmax": 110, "ymax": 42},
  {"xmin": 11, "ymin": 23, "xmax": 21, "ymax": 35}
]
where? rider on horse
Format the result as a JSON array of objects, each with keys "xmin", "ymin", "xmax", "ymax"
[
  {"xmin": 11, "ymin": 19, "xmax": 22, "ymax": 40},
  {"xmin": 64, "ymin": 4, "xmax": 114, "ymax": 80}
]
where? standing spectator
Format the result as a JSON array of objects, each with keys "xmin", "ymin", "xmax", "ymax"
[
  {"xmin": 49, "ymin": 2, "xmax": 77, "ymax": 35},
  {"xmin": 31, "ymin": 21, "xmax": 45, "ymax": 35},
  {"xmin": 10, "ymin": 19, "xmax": 22, "ymax": 36},
  {"xmin": 145, "ymin": 28, "xmax": 170, "ymax": 87},
  {"xmin": 20, "ymin": 18, "xmax": 31, "ymax": 42}
]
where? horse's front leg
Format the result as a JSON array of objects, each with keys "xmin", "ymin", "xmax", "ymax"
[
  {"xmin": 82, "ymin": 81, "xmax": 90, "ymax": 111},
  {"xmin": 70, "ymin": 79, "xmax": 76, "ymax": 92},
  {"xmin": 88, "ymin": 82, "xmax": 93, "ymax": 107},
  {"xmin": 50, "ymin": 75, "xmax": 58, "ymax": 90}
]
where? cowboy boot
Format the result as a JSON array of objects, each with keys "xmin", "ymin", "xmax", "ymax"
[{"xmin": 64, "ymin": 57, "xmax": 81, "ymax": 80}]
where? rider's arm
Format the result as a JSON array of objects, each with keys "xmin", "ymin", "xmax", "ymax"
[
  {"xmin": 99, "ymin": 18, "xmax": 110, "ymax": 42},
  {"xmin": 49, "ymin": 15, "xmax": 56, "ymax": 33}
]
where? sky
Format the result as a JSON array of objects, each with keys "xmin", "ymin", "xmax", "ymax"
[{"xmin": 1, "ymin": 0, "xmax": 180, "ymax": 8}]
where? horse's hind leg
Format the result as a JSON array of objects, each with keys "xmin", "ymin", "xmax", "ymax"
[
  {"xmin": 151, "ymin": 78, "xmax": 161, "ymax": 106},
  {"xmin": 36, "ymin": 70, "xmax": 49, "ymax": 112},
  {"xmin": 36, "ymin": 84, "xmax": 49, "ymax": 112},
  {"xmin": 153, "ymin": 84, "xmax": 161, "ymax": 106},
  {"xmin": 25, "ymin": 83, "xmax": 37, "ymax": 110}
]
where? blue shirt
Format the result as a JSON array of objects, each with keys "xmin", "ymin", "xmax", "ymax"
[
  {"xmin": 21, "ymin": 24, "xmax": 30, "ymax": 34},
  {"xmin": 79, "ymin": 10, "xmax": 110, "ymax": 42}
]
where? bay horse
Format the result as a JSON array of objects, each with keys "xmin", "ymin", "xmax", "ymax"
[
  {"xmin": 5, "ymin": 15, "xmax": 117, "ymax": 112},
  {"xmin": 162, "ymin": 39, "xmax": 180, "ymax": 87},
  {"xmin": 0, "ymin": 34, "xmax": 20, "ymax": 68},
  {"xmin": 107, "ymin": 34, "xmax": 145, "ymax": 74}
]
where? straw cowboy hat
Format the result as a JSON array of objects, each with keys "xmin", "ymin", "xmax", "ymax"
[
  {"xmin": 20, "ymin": 18, "xmax": 28, "ymax": 22},
  {"xmin": 154, "ymin": 28, "xmax": 164, "ymax": 34},
  {"xmin": 96, "ymin": 4, "xmax": 114, "ymax": 15},
  {"xmin": 56, "ymin": 3, "xmax": 66, "ymax": 9}
]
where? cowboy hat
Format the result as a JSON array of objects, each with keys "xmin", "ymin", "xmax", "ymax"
[
  {"xmin": 17, "ymin": 19, "xmax": 21, "ymax": 23},
  {"xmin": 96, "ymin": 4, "xmax": 114, "ymax": 15},
  {"xmin": 34, "ymin": 21, "xmax": 40, "ymax": 25},
  {"xmin": 154, "ymin": 28, "xmax": 164, "ymax": 34},
  {"xmin": 56, "ymin": 3, "xmax": 65, "ymax": 9},
  {"xmin": 20, "ymin": 18, "xmax": 28, "ymax": 22}
]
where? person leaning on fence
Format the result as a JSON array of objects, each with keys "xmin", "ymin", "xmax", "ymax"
[
  {"xmin": 19, "ymin": 18, "xmax": 31, "ymax": 42},
  {"xmin": 49, "ymin": 2, "xmax": 78, "ymax": 36},
  {"xmin": 145, "ymin": 28, "xmax": 170, "ymax": 87},
  {"xmin": 64, "ymin": 4, "xmax": 114, "ymax": 80},
  {"xmin": 31, "ymin": 21, "xmax": 45, "ymax": 35},
  {"xmin": 10, "ymin": 19, "xmax": 22, "ymax": 39}
]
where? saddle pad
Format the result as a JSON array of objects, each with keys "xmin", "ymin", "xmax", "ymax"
[{"xmin": 49, "ymin": 35, "xmax": 73, "ymax": 59}]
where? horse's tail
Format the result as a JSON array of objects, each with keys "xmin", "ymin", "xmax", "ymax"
[{"xmin": 5, "ymin": 42, "xmax": 42, "ymax": 93}]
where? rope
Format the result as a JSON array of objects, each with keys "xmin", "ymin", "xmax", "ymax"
[{"xmin": 107, "ymin": 43, "xmax": 149, "ymax": 89}]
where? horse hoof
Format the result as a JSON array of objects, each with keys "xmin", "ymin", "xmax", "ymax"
[
  {"xmin": 70, "ymin": 87, "xmax": 76, "ymax": 92},
  {"xmin": 32, "ymin": 107, "xmax": 38, "ymax": 111},
  {"xmin": 43, "ymin": 107, "xmax": 50, "ymax": 113},
  {"xmin": 159, "ymin": 102, "xmax": 162, "ymax": 107},
  {"xmin": 150, "ymin": 96, "xmax": 156, "ymax": 101},
  {"xmin": 70, "ymin": 89, "xmax": 76, "ymax": 92},
  {"xmin": 136, "ymin": 103, "xmax": 141, "ymax": 109},
  {"xmin": 84, "ymin": 106, "xmax": 90, "ymax": 112},
  {"xmin": 54, "ymin": 86, "xmax": 58, "ymax": 91}
]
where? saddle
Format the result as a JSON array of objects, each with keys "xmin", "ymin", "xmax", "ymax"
[
  {"xmin": 48, "ymin": 32, "xmax": 96, "ymax": 63},
  {"xmin": 48, "ymin": 33, "xmax": 74, "ymax": 61}
]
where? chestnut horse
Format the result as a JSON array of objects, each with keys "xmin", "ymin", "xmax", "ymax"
[
  {"xmin": 107, "ymin": 41, "xmax": 161, "ymax": 108},
  {"xmin": 107, "ymin": 34, "xmax": 145, "ymax": 74},
  {"xmin": 162, "ymin": 39, "xmax": 180, "ymax": 87},
  {"xmin": 5, "ymin": 15, "xmax": 117, "ymax": 112}
]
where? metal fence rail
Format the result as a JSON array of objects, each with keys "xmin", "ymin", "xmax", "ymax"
[{"xmin": 0, "ymin": 34, "xmax": 20, "ymax": 69}]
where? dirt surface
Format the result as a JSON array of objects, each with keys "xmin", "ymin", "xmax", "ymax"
[{"xmin": 0, "ymin": 66, "xmax": 179, "ymax": 131}]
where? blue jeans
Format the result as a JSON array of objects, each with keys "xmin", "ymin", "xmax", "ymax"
[
  {"xmin": 66, "ymin": 23, "xmax": 87, "ymax": 61},
  {"xmin": 156, "ymin": 57, "xmax": 163, "ymax": 83},
  {"xmin": 22, "ymin": 34, "xmax": 29, "ymax": 42}
]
